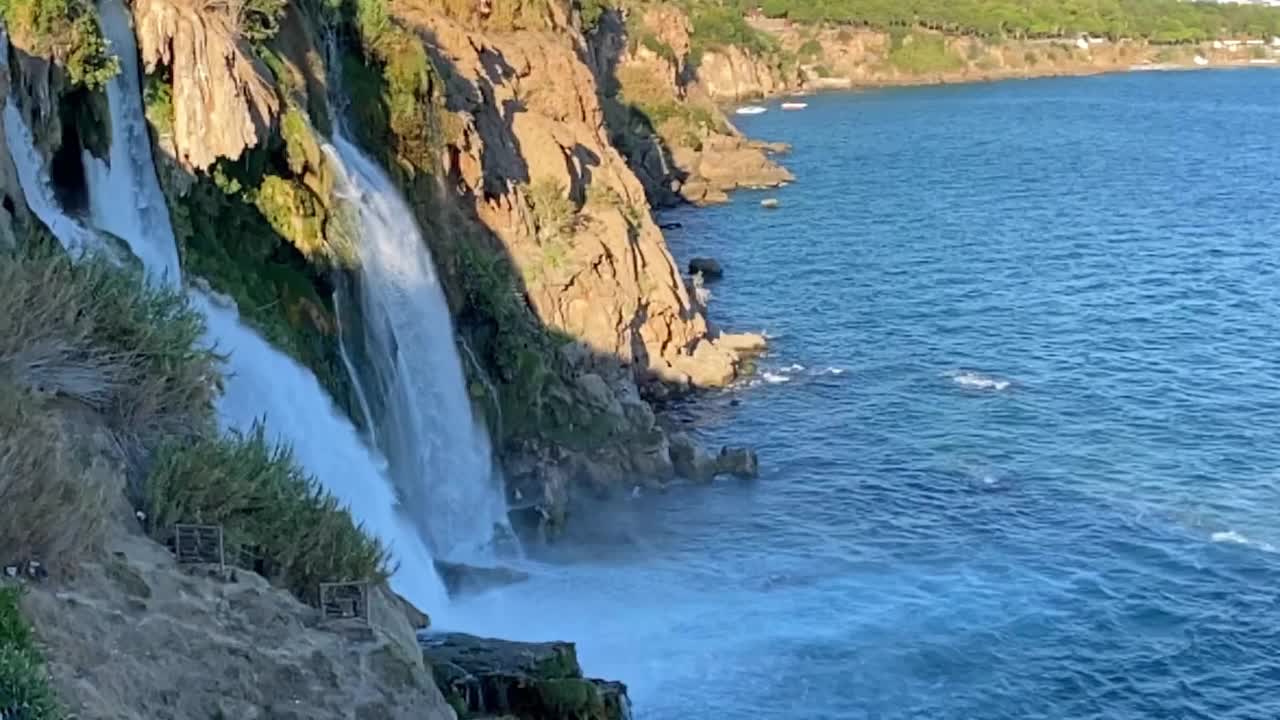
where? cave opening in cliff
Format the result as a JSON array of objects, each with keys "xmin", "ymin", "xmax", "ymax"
[{"xmin": 49, "ymin": 110, "xmax": 88, "ymax": 215}]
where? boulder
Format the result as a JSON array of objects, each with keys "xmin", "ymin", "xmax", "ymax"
[
  {"xmin": 422, "ymin": 633, "xmax": 630, "ymax": 720},
  {"xmin": 434, "ymin": 561, "xmax": 531, "ymax": 598},
  {"xmin": 668, "ymin": 432, "xmax": 718, "ymax": 482},
  {"xmin": 687, "ymin": 257, "xmax": 723, "ymax": 279},
  {"xmin": 717, "ymin": 446, "xmax": 760, "ymax": 479}
]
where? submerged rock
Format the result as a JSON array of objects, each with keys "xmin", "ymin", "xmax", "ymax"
[
  {"xmin": 688, "ymin": 257, "xmax": 724, "ymax": 279},
  {"xmin": 422, "ymin": 632, "xmax": 630, "ymax": 720},
  {"xmin": 434, "ymin": 561, "xmax": 531, "ymax": 598}
]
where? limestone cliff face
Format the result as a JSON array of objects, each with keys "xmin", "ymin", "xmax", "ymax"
[{"xmin": 132, "ymin": 0, "xmax": 279, "ymax": 170}]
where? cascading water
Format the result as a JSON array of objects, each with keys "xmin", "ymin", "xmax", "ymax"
[
  {"xmin": 0, "ymin": 0, "xmax": 448, "ymax": 612},
  {"xmin": 325, "ymin": 133, "xmax": 512, "ymax": 563},
  {"xmin": 80, "ymin": 0, "xmax": 180, "ymax": 284},
  {"xmin": 0, "ymin": 32, "xmax": 100, "ymax": 259}
]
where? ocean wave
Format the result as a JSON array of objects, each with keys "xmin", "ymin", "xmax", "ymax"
[
  {"xmin": 762, "ymin": 372, "xmax": 791, "ymax": 384},
  {"xmin": 947, "ymin": 370, "xmax": 1012, "ymax": 391},
  {"xmin": 1211, "ymin": 530, "xmax": 1277, "ymax": 553}
]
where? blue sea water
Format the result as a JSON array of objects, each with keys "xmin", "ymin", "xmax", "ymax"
[{"xmin": 444, "ymin": 69, "xmax": 1280, "ymax": 719}]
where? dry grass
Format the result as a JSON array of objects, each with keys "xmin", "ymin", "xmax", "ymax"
[
  {"xmin": 0, "ymin": 382, "xmax": 112, "ymax": 571},
  {"xmin": 0, "ymin": 248, "xmax": 220, "ymax": 456}
]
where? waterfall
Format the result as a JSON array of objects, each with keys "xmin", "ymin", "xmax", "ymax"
[
  {"xmin": 0, "ymin": 0, "xmax": 449, "ymax": 612},
  {"xmin": 81, "ymin": 0, "xmax": 180, "ymax": 285},
  {"xmin": 325, "ymin": 133, "xmax": 511, "ymax": 563},
  {"xmin": 0, "ymin": 33, "xmax": 100, "ymax": 259}
]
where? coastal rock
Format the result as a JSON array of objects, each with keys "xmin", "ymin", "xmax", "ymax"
[
  {"xmin": 672, "ymin": 136, "xmax": 795, "ymax": 200},
  {"xmin": 21, "ymin": 529, "xmax": 455, "ymax": 720},
  {"xmin": 422, "ymin": 632, "xmax": 630, "ymax": 720},
  {"xmin": 714, "ymin": 332, "xmax": 768, "ymax": 355},
  {"xmin": 688, "ymin": 257, "xmax": 724, "ymax": 279},
  {"xmin": 717, "ymin": 446, "xmax": 760, "ymax": 479},
  {"xmin": 668, "ymin": 431, "xmax": 719, "ymax": 482}
]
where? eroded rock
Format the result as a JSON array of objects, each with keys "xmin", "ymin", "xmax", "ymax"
[
  {"xmin": 422, "ymin": 632, "xmax": 630, "ymax": 720},
  {"xmin": 717, "ymin": 446, "xmax": 760, "ymax": 479}
]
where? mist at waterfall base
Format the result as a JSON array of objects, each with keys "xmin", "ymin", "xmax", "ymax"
[
  {"xmin": 0, "ymin": 0, "xmax": 451, "ymax": 613},
  {"xmin": 442, "ymin": 71, "xmax": 1280, "ymax": 719}
]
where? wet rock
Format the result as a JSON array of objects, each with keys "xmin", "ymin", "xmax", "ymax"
[
  {"xmin": 668, "ymin": 432, "xmax": 718, "ymax": 482},
  {"xmin": 422, "ymin": 633, "xmax": 630, "ymax": 720},
  {"xmin": 688, "ymin": 257, "xmax": 723, "ymax": 279},
  {"xmin": 717, "ymin": 446, "xmax": 760, "ymax": 479},
  {"xmin": 434, "ymin": 561, "xmax": 531, "ymax": 598}
]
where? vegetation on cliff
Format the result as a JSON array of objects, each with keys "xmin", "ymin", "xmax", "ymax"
[
  {"xmin": 709, "ymin": 0, "xmax": 1280, "ymax": 42},
  {"xmin": 0, "ymin": 587, "xmax": 59, "ymax": 720},
  {"xmin": 0, "ymin": 0, "xmax": 118, "ymax": 89},
  {"xmin": 0, "ymin": 245, "xmax": 388, "ymax": 610},
  {"xmin": 0, "ymin": 248, "xmax": 218, "ymax": 453},
  {"xmin": 145, "ymin": 426, "xmax": 391, "ymax": 602}
]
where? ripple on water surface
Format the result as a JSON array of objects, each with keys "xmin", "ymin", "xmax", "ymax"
[{"xmin": 445, "ymin": 70, "xmax": 1280, "ymax": 720}]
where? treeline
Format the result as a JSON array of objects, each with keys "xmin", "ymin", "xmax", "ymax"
[{"xmin": 694, "ymin": 0, "xmax": 1280, "ymax": 43}]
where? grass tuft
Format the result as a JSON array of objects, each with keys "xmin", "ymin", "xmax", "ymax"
[
  {"xmin": 0, "ymin": 247, "xmax": 220, "ymax": 453},
  {"xmin": 0, "ymin": 586, "xmax": 60, "ymax": 719},
  {"xmin": 144, "ymin": 426, "xmax": 392, "ymax": 603}
]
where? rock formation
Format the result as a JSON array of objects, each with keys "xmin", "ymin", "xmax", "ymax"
[{"xmin": 423, "ymin": 632, "xmax": 630, "ymax": 720}]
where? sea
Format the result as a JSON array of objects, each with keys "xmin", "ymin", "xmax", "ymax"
[{"xmin": 442, "ymin": 68, "xmax": 1280, "ymax": 720}]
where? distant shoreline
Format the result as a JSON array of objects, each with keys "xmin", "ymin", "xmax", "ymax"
[{"xmin": 728, "ymin": 58, "xmax": 1280, "ymax": 105}]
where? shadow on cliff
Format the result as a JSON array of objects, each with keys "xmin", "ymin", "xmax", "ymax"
[{"xmin": 578, "ymin": 8, "xmax": 689, "ymax": 208}]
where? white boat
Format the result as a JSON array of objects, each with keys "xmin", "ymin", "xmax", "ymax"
[
  {"xmin": 781, "ymin": 102, "xmax": 809, "ymax": 110},
  {"xmin": 735, "ymin": 105, "xmax": 767, "ymax": 115}
]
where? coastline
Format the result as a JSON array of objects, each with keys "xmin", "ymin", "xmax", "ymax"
[{"xmin": 730, "ymin": 57, "xmax": 1280, "ymax": 104}]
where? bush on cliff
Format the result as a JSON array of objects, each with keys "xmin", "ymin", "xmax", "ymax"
[
  {"xmin": 144, "ymin": 426, "xmax": 392, "ymax": 603},
  {"xmin": 0, "ymin": 0, "xmax": 119, "ymax": 89},
  {"xmin": 0, "ymin": 248, "xmax": 219, "ymax": 452},
  {"xmin": 0, "ymin": 587, "xmax": 60, "ymax": 719}
]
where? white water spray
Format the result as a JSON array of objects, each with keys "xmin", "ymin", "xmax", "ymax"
[
  {"xmin": 326, "ymin": 133, "xmax": 511, "ymax": 563},
  {"xmin": 81, "ymin": 0, "xmax": 180, "ymax": 285},
  {"xmin": 0, "ymin": 1, "xmax": 449, "ymax": 611}
]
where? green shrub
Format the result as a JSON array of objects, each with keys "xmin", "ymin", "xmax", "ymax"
[
  {"xmin": 143, "ymin": 71, "xmax": 175, "ymax": 138},
  {"xmin": 0, "ymin": 0, "xmax": 119, "ymax": 90},
  {"xmin": 144, "ymin": 426, "xmax": 391, "ymax": 603},
  {"xmin": 0, "ymin": 587, "xmax": 60, "ymax": 719},
  {"xmin": 0, "ymin": 247, "xmax": 219, "ymax": 450},
  {"xmin": 888, "ymin": 33, "xmax": 963, "ymax": 73},
  {"xmin": 798, "ymin": 38, "xmax": 823, "ymax": 61},
  {"xmin": 578, "ymin": 0, "xmax": 610, "ymax": 31},
  {"xmin": 525, "ymin": 178, "xmax": 577, "ymax": 240}
]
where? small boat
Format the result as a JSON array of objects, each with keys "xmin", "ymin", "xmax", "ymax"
[
  {"xmin": 761, "ymin": 198, "xmax": 780, "ymax": 209},
  {"xmin": 781, "ymin": 102, "xmax": 809, "ymax": 110},
  {"xmin": 735, "ymin": 105, "xmax": 767, "ymax": 115}
]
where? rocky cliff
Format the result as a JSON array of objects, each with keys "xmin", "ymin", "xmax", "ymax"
[
  {"xmin": 64, "ymin": 0, "xmax": 767, "ymax": 536},
  {"xmin": 679, "ymin": 13, "xmax": 1231, "ymax": 101},
  {"xmin": 586, "ymin": 4, "xmax": 792, "ymax": 206}
]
